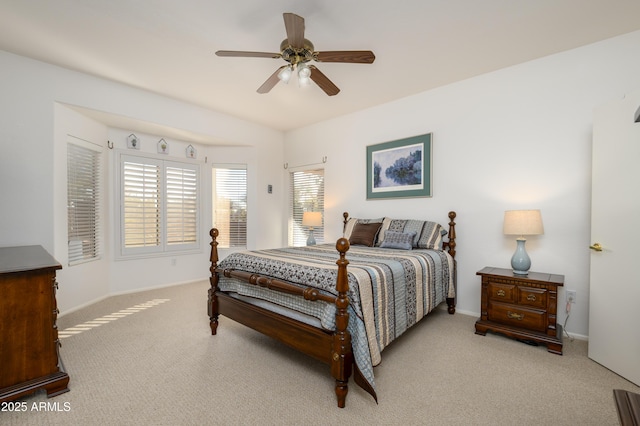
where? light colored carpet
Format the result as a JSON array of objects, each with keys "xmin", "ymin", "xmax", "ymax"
[{"xmin": 2, "ymin": 280, "xmax": 638, "ymax": 425}]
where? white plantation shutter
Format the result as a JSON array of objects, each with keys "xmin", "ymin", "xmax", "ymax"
[
  {"xmin": 289, "ymin": 169, "xmax": 324, "ymax": 246},
  {"xmin": 122, "ymin": 158, "xmax": 161, "ymax": 251},
  {"xmin": 67, "ymin": 141, "xmax": 101, "ymax": 264},
  {"xmin": 120, "ymin": 153, "xmax": 200, "ymax": 256},
  {"xmin": 212, "ymin": 165, "xmax": 247, "ymax": 248},
  {"xmin": 166, "ymin": 164, "xmax": 198, "ymax": 246}
]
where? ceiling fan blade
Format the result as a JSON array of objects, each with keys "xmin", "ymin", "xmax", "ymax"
[
  {"xmin": 309, "ymin": 66, "xmax": 340, "ymax": 96},
  {"xmin": 283, "ymin": 13, "xmax": 305, "ymax": 48},
  {"xmin": 257, "ymin": 66, "xmax": 286, "ymax": 94},
  {"xmin": 314, "ymin": 50, "xmax": 376, "ymax": 64},
  {"xmin": 216, "ymin": 50, "xmax": 281, "ymax": 59}
]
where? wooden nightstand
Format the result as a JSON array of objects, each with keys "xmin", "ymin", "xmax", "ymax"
[{"xmin": 475, "ymin": 266, "xmax": 564, "ymax": 354}]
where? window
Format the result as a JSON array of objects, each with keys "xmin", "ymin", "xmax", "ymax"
[
  {"xmin": 166, "ymin": 166, "xmax": 198, "ymax": 245},
  {"xmin": 67, "ymin": 139, "xmax": 102, "ymax": 265},
  {"xmin": 119, "ymin": 153, "xmax": 199, "ymax": 257},
  {"xmin": 122, "ymin": 158, "xmax": 161, "ymax": 250},
  {"xmin": 289, "ymin": 169, "xmax": 324, "ymax": 246},
  {"xmin": 212, "ymin": 164, "xmax": 247, "ymax": 248}
]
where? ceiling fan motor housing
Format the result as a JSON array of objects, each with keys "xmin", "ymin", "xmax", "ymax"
[{"xmin": 280, "ymin": 38, "xmax": 315, "ymax": 65}]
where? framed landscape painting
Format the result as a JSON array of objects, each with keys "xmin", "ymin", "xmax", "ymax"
[{"xmin": 366, "ymin": 133, "xmax": 432, "ymax": 199}]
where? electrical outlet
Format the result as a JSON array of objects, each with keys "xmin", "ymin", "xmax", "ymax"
[{"xmin": 567, "ymin": 290, "xmax": 576, "ymax": 304}]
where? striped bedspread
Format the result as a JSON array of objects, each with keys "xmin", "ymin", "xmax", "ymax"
[{"xmin": 216, "ymin": 243, "xmax": 455, "ymax": 394}]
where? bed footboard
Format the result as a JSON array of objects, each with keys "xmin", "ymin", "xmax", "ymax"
[{"xmin": 208, "ymin": 230, "xmax": 354, "ymax": 408}]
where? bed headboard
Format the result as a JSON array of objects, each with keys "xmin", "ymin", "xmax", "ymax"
[{"xmin": 342, "ymin": 211, "xmax": 457, "ymax": 259}]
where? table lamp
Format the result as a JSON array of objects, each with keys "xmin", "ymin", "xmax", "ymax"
[
  {"xmin": 302, "ymin": 212, "xmax": 322, "ymax": 246},
  {"xmin": 503, "ymin": 209, "xmax": 544, "ymax": 275}
]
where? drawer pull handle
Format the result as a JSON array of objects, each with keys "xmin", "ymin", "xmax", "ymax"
[
  {"xmin": 496, "ymin": 289, "xmax": 506, "ymax": 297},
  {"xmin": 507, "ymin": 311, "xmax": 524, "ymax": 320},
  {"xmin": 527, "ymin": 294, "xmax": 536, "ymax": 301}
]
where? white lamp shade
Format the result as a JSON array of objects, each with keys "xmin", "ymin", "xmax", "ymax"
[
  {"xmin": 302, "ymin": 211, "xmax": 322, "ymax": 227},
  {"xmin": 297, "ymin": 63, "xmax": 311, "ymax": 79},
  {"xmin": 278, "ymin": 66, "xmax": 293, "ymax": 83},
  {"xmin": 503, "ymin": 210, "xmax": 544, "ymax": 236}
]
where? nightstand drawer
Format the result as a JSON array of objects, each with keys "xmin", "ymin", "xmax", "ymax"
[
  {"xmin": 488, "ymin": 301, "xmax": 546, "ymax": 332},
  {"xmin": 487, "ymin": 282, "xmax": 516, "ymax": 303},
  {"xmin": 518, "ymin": 286, "xmax": 547, "ymax": 309}
]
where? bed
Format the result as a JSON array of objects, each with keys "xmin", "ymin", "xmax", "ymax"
[{"xmin": 207, "ymin": 211, "xmax": 457, "ymax": 408}]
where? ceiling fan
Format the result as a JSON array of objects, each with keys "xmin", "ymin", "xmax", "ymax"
[{"xmin": 215, "ymin": 13, "xmax": 375, "ymax": 96}]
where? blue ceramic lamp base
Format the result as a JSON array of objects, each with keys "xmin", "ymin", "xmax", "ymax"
[
  {"xmin": 511, "ymin": 238, "xmax": 531, "ymax": 275},
  {"xmin": 306, "ymin": 228, "xmax": 316, "ymax": 246}
]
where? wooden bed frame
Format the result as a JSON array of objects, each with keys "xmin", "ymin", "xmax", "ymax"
[{"xmin": 208, "ymin": 211, "xmax": 457, "ymax": 408}]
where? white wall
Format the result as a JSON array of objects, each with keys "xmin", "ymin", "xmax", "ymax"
[
  {"xmin": 0, "ymin": 50, "xmax": 286, "ymax": 314},
  {"xmin": 284, "ymin": 30, "xmax": 640, "ymax": 338},
  {"xmin": 53, "ymin": 104, "xmax": 111, "ymax": 311}
]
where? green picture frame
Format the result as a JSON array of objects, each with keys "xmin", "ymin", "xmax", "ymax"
[{"xmin": 366, "ymin": 133, "xmax": 432, "ymax": 199}]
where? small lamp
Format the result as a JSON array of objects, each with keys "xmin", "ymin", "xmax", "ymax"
[
  {"xmin": 302, "ymin": 211, "xmax": 322, "ymax": 246},
  {"xmin": 503, "ymin": 210, "xmax": 544, "ymax": 275}
]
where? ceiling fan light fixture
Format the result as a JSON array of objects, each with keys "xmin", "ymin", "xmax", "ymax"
[
  {"xmin": 297, "ymin": 62, "xmax": 311, "ymax": 87},
  {"xmin": 278, "ymin": 65, "xmax": 293, "ymax": 83},
  {"xmin": 297, "ymin": 63, "xmax": 311, "ymax": 79}
]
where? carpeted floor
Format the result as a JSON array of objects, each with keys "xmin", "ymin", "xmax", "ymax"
[{"xmin": 2, "ymin": 280, "xmax": 638, "ymax": 425}]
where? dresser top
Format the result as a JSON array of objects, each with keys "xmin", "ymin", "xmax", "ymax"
[
  {"xmin": 0, "ymin": 245, "xmax": 62, "ymax": 274},
  {"xmin": 477, "ymin": 266, "xmax": 564, "ymax": 285}
]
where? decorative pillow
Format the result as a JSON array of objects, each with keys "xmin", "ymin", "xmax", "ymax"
[
  {"xmin": 348, "ymin": 222, "xmax": 383, "ymax": 247},
  {"xmin": 376, "ymin": 218, "xmax": 448, "ymax": 250},
  {"xmin": 376, "ymin": 218, "xmax": 424, "ymax": 247},
  {"xmin": 380, "ymin": 231, "xmax": 416, "ymax": 250},
  {"xmin": 416, "ymin": 221, "xmax": 447, "ymax": 250},
  {"xmin": 343, "ymin": 218, "xmax": 384, "ymax": 240}
]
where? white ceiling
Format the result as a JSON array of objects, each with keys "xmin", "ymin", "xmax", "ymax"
[{"xmin": 2, "ymin": 0, "xmax": 640, "ymax": 134}]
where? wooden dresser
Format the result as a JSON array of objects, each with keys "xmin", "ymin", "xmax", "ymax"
[
  {"xmin": 0, "ymin": 245, "xmax": 70, "ymax": 402},
  {"xmin": 475, "ymin": 266, "xmax": 564, "ymax": 354}
]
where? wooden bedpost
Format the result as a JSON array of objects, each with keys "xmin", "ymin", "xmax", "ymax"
[
  {"xmin": 209, "ymin": 228, "xmax": 220, "ymax": 335},
  {"xmin": 446, "ymin": 211, "xmax": 457, "ymax": 315},
  {"xmin": 332, "ymin": 237, "xmax": 353, "ymax": 408},
  {"xmin": 447, "ymin": 211, "xmax": 457, "ymax": 259},
  {"xmin": 342, "ymin": 211, "xmax": 349, "ymax": 232}
]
